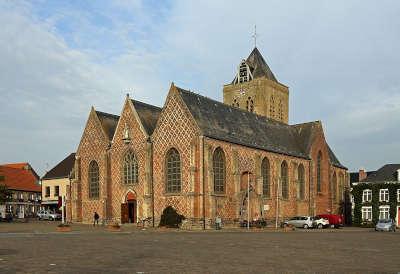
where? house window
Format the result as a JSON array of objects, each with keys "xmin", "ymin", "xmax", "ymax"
[
  {"xmin": 317, "ymin": 151, "xmax": 322, "ymax": 193},
  {"xmin": 54, "ymin": 186, "xmax": 59, "ymax": 197},
  {"xmin": 361, "ymin": 206, "xmax": 372, "ymax": 221},
  {"xmin": 213, "ymin": 148, "xmax": 226, "ymax": 193},
  {"xmin": 379, "ymin": 205, "xmax": 390, "ymax": 220},
  {"xmin": 88, "ymin": 161, "xmax": 100, "ymax": 199},
  {"xmin": 298, "ymin": 164, "xmax": 305, "ymax": 200},
  {"xmin": 362, "ymin": 189, "xmax": 372, "ymax": 203},
  {"xmin": 379, "ymin": 189, "xmax": 389, "ymax": 202},
  {"xmin": 166, "ymin": 148, "xmax": 181, "ymax": 193},
  {"xmin": 281, "ymin": 161, "xmax": 288, "ymax": 199},
  {"xmin": 261, "ymin": 158, "xmax": 270, "ymax": 198},
  {"xmin": 45, "ymin": 187, "xmax": 50, "ymax": 197},
  {"xmin": 123, "ymin": 151, "xmax": 138, "ymax": 184},
  {"xmin": 397, "ymin": 189, "xmax": 400, "ymax": 202}
]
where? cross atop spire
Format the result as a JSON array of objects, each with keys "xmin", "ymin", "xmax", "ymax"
[{"xmin": 252, "ymin": 25, "xmax": 258, "ymax": 48}]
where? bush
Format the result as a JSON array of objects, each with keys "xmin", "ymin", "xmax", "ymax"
[{"xmin": 159, "ymin": 206, "xmax": 185, "ymax": 228}]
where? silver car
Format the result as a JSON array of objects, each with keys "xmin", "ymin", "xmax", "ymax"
[
  {"xmin": 375, "ymin": 219, "xmax": 396, "ymax": 232},
  {"xmin": 284, "ymin": 216, "xmax": 313, "ymax": 229}
]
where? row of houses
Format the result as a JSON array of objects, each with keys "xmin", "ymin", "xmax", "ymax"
[
  {"xmin": 1, "ymin": 153, "xmax": 399, "ymax": 227},
  {"xmin": 350, "ymin": 164, "xmax": 400, "ymax": 227},
  {"xmin": 0, "ymin": 154, "xmax": 75, "ymax": 219}
]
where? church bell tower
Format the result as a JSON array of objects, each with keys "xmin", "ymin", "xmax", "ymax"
[{"xmin": 223, "ymin": 47, "xmax": 289, "ymax": 124}]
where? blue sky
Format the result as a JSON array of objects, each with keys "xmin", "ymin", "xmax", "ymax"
[{"xmin": 0, "ymin": 0, "xmax": 399, "ymax": 175}]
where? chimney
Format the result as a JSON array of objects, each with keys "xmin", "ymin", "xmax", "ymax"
[
  {"xmin": 359, "ymin": 168, "xmax": 367, "ymax": 181},
  {"xmin": 397, "ymin": 169, "xmax": 400, "ymax": 182}
]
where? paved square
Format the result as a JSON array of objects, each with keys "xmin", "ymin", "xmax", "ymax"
[{"xmin": 0, "ymin": 222, "xmax": 399, "ymax": 273}]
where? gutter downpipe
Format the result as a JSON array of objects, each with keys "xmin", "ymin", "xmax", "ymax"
[{"xmin": 201, "ymin": 136, "xmax": 206, "ymax": 230}]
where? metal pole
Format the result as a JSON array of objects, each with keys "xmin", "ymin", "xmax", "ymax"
[
  {"xmin": 275, "ymin": 177, "xmax": 279, "ymax": 229},
  {"xmin": 247, "ymin": 172, "xmax": 250, "ymax": 230},
  {"xmin": 61, "ymin": 195, "xmax": 65, "ymax": 224}
]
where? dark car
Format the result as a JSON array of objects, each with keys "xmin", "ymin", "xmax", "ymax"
[{"xmin": 1, "ymin": 212, "xmax": 13, "ymax": 222}]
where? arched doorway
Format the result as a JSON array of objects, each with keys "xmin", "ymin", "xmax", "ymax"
[
  {"xmin": 240, "ymin": 172, "xmax": 260, "ymax": 221},
  {"xmin": 121, "ymin": 191, "xmax": 137, "ymax": 224}
]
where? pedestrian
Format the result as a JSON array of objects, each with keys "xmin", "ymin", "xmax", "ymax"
[
  {"xmin": 215, "ymin": 215, "xmax": 222, "ymax": 230},
  {"xmin": 93, "ymin": 212, "xmax": 99, "ymax": 226}
]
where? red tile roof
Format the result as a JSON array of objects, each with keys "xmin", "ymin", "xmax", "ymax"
[{"xmin": 0, "ymin": 163, "xmax": 41, "ymax": 192}]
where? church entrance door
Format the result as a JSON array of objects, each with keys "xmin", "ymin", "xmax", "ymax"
[
  {"xmin": 128, "ymin": 200, "xmax": 136, "ymax": 224},
  {"xmin": 121, "ymin": 191, "xmax": 137, "ymax": 224}
]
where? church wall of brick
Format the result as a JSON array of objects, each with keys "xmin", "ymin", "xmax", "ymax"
[
  {"xmin": 108, "ymin": 99, "xmax": 151, "ymax": 223},
  {"xmin": 74, "ymin": 110, "xmax": 110, "ymax": 224},
  {"xmin": 151, "ymin": 88, "xmax": 201, "ymax": 225},
  {"xmin": 203, "ymin": 137, "xmax": 312, "ymax": 226}
]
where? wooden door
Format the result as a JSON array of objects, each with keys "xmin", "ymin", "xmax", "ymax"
[
  {"xmin": 121, "ymin": 203, "xmax": 129, "ymax": 224},
  {"xmin": 128, "ymin": 201, "xmax": 136, "ymax": 223}
]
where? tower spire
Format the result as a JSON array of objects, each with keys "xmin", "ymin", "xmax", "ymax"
[{"xmin": 252, "ymin": 25, "xmax": 258, "ymax": 48}]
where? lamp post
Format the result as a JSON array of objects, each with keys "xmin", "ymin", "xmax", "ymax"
[
  {"xmin": 247, "ymin": 172, "xmax": 250, "ymax": 230},
  {"xmin": 275, "ymin": 177, "xmax": 280, "ymax": 229}
]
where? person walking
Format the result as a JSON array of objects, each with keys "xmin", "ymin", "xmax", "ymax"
[{"xmin": 93, "ymin": 212, "xmax": 99, "ymax": 226}]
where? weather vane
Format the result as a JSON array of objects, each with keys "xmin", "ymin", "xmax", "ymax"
[{"xmin": 252, "ymin": 25, "xmax": 258, "ymax": 48}]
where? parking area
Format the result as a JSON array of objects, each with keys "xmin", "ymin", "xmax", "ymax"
[{"xmin": 0, "ymin": 222, "xmax": 399, "ymax": 273}]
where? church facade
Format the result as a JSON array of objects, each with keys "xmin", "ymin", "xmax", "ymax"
[{"xmin": 68, "ymin": 47, "xmax": 348, "ymax": 228}]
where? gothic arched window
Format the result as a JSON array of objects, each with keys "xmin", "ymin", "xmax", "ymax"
[
  {"xmin": 123, "ymin": 151, "xmax": 138, "ymax": 184},
  {"xmin": 166, "ymin": 148, "xmax": 181, "ymax": 193},
  {"xmin": 270, "ymin": 96, "xmax": 275, "ymax": 117},
  {"xmin": 232, "ymin": 98, "xmax": 239, "ymax": 108},
  {"xmin": 317, "ymin": 151, "xmax": 322, "ymax": 193},
  {"xmin": 88, "ymin": 161, "xmax": 99, "ymax": 199},
  {"xmin": 261, "ymin": 157, "xmax": 270, "ymax": 197},
  {"xmin": 278, "ymin": 99, "xmax": 283, "ymax": 121},
  {"xmin": 281, "ymin": 161, "xmax": 288, "ymax": 199},
  {"xmin": 298, "ymin": 164, "xmax": 305, "ymax": 200},
  {"xmin": 246, "ymin": 97, "xmax": 254, "ymax": 112},
  {"xmin": 213, "ymin": 148, "xmax": 225, "ymax": 193}
]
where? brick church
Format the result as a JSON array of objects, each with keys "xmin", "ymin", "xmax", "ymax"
[{"xmin": 68, "ymin": 47, "xmax": 348, "ymax": 228}]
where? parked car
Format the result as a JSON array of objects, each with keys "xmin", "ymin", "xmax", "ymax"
[
  {"xmin": 375, "ymin": 219, "xmax": 396, "ymax": 232},
  {"xmin": 283, "ymin": 216, "xmax": 313, "ymax": 229},
  {"xmin": 316, "ymin": 214, "xmax": 344, "ymax": 228},
  {"xmin": 38, "ymin": 210, "xmax": 61, "ymax": 221},
  {"xmin": 313, "ymin": 216, "xmax": 329, "ymax": 229},
  {"xmin": 0, "ymin": 212, "xmax": 13, "ymax": 222}
]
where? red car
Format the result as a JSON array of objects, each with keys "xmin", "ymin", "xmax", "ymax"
[{"xmin": 316, "ymin": 214, "xmax": 344, "ymax": 228}]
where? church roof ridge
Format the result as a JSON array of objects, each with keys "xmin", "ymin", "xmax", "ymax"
[
  {"xmin": 130, "ymin": 99, "xmax": 162, "ymax": 111},
  {"xmin": 95, "ymin": 110, "xmax": 120, "ymax": 120},
  {"xmin": 175, "ymin": 85, "xmax": 288, "ymax": 126}
]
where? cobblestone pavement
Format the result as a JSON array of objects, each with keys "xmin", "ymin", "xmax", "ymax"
[{"xmin": 0, "ymin": 221, "xmax": 399, "ymax": 273}]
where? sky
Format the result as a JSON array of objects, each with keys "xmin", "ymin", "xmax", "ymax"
[{"xmin": 0, "ymin": 0, "xmax": 399, "ymax": 176}]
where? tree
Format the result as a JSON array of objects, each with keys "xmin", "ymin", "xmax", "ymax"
[
  {"xmin": 159, "ymin": 206, "xmax": 185, "ymax": 228},
  {"xmin": 0, "ymin": 183, "xmax": 12, "ymax": 205}
]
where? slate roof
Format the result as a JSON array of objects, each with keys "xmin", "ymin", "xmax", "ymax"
[
  {"xmin": 246, "ymin": 47, "xmax": 277, "ymax": 82},
  {"xmin": 0, "ymin": 163, "xmax": 41, "ymax": 192},
  {"xmin": 177, "ymin": 87, "xmax": 308, "ymax": 158},
  {"xmin": 131, "ymin": 100, "xmax": 162, "ymax": 135},
  {"xmin": 42, "ymin": 153, "xmax": 75, "ymax": 180},
  {"xmin": 177, "ymin": 86, "xmax": 346, "ymax": 169},
  {"xmin": 362, "ymin": 164, "xmax": 400, "ymax": 182},
  {"xmin": 232, "ymin": 47, "xmax": 278, "ymax": 84},
  {"xmin": 96, "ymin": 111, "xmax": 120, "ymax": 141}
]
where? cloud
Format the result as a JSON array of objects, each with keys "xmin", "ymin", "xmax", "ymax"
[{"xmin": 0, "ymin": 0, "xmax": 399, "ymax": 174}]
